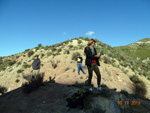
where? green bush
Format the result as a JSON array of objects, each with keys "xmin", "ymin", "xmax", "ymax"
[
  {"xmin": 72, "ymin": 52, "xmax": 80, "ymax": 61},
  {"xmin": 73, "ymin": 68, "xmax": 76, "ymax": 72},
  {"xmin": 28, "ymin": 51, "xmax": 34, "ymax": 57},
  {"xmin": 17, "ymin": 69, "xmax": 24, "ymax": 73},
  {"xmin": 15, "ymin": 79, "xmax": 20, "ymax": 83},
  {"xmin": 57, "ymin": 48, "xmax": 62, "ymax": 52},
  {"xmin": 80, "ymin": 76, "xmax": 83, "ymax": 79},
  {"xmin": 8, "ymin": 60, "xmax": 16, "ymax": 66},
  {"xmin": 22, "ymin": 63, "xmax": 31, "ymax": 69}
]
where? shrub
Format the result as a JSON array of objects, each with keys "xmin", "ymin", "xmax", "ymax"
[
  {"xmin": 44, "ymin": 45, "xmax": 50, "ymax": 50},
  {"xmin": 57, "ymin": 48, "xmax": 62, "ymax": 52},
  {"xmin": 50, "ymin": 60, "xmax": 57, "ymax": 69},
  {"xmin": 68, "ymin": 45, "xmax": 74, "ymax": 49},
  {"xmin": 15, "ymin": 79, "xmax": 20, "ymax": 83},
  {"xmin": 8, "ymin": 60, "xmax": 16, "ymax": 66},
  {"xmin": 78, "ymin": 40, "xmax": 82, "ymax": 44},
  {"xmin": 73, "ymin": 68, "xmax": 76, "ymax": 72},
  {"xmin": 41, "ymin": 54, "xmax": 45, "ymax": 58},
  {"xmin": 91, "ymin": 105, "xmax": 106, "ymax": 113},
  {"xmin": 17, "ymin": 69, "xmax": 24, "ymax": 73},
  {"xmin": 72, "ymin": 52, "xmax": 80, "ymax": 61},
  {"xmin": 24, "ymin": 49, "xmax": 30, "ymax": 52},
  {"xmin": 28, "ymin": 51, "xmax": 34, "ymax": 57},
  {"xmin": 48, "ymin": 76, "xmax": 55, "ymax": 83},
  {"xmin": 65, "ymin": 67, "xmax": 70, "ymax": 72},
  {"xmin": 63, "ymin": 50, "xmax": 70, "ymax": 54},
  {"xmin": 103, "ymin": 56, "xmax": 111, "ymax": 64},
  {"xmin": 22, "ymin": 63, "xmax": 30, "ymax": 69},
  {"xmin": 130, "ymin": 75, "xmax": 140, "ymax": 83},
  {"xmin": 47, "ymin": 52, "xmax": 52, "ymax": 56},
  {"xmin": 0, "ymin": 86, "xmax": 7, "ymax": 94},
  {"xmin": 22, "ymin": 73, "xmax": 45, "ymax": 94},
  {"xmin": 38, "ymin": 44, "xmax": 42, "ymax": 48},
  {"xmin": 80, "ymin": 76, "xmax": 83, "ymax": 79},
  {"xmin": 51, "ymin": 47, "xmax": 57, "ymax": 52}
]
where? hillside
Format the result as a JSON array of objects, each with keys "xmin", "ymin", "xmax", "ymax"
[
  {"xmin": 0, "ymin": 37, "xmax": 150, "ymax": 100},
  {"xmin": 114, "ymin": 38, "xmax": 150, "ymax": 60}
]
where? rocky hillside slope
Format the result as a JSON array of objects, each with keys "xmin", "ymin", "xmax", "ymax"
[{"xmin": 0, "ymin": 37, "xmax": 150, "ymax": 99}]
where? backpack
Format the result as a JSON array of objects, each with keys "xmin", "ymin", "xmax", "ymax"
[
  {"xmin": 77, "ymin": 58, "xmax": 81, "ymax": 62},
  {"xmin": 66, "ymin": 89, "xmax": 89, "ymax": 109}
]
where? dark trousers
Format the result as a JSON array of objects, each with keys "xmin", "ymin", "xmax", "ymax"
[{"xmin": 87, "ymin": 63, "xmax": 101, "ymax": 87}]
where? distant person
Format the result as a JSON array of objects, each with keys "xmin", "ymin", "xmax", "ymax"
[
  {"xmin": 32, "ymin": 55, "xmax": 41, "ymax": 78},
  {"xmin": 84, "ymin": 39, "xmax": 102, "ymax": 91},
  {"xmin": 76, "ymin": 55, "xmax": 86, "ymax": 75}
]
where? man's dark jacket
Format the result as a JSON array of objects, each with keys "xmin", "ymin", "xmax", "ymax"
[
  {"xmin": 32, "ymin": 59, "xmax": 41, "ymax": 70},
  {"xmin": 84, "ymin": 47, "xmax": 100, "ymax": 66}
]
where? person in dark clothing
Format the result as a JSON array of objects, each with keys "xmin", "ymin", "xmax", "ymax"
[
  {"xmin": 76, "ymin": 55, "xmax": 86, "ymax": 75},
  {"xmin": 32, "ymin": 55, "xmax": 41, "ymax": 77},
  {"xmin": 84, "ymin": 39, "xmax": 102, "ymax": 91}
]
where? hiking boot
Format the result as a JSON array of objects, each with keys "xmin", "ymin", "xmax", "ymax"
[
  {"xmin": 89, "ymin": 87, "xmax": 93, "ymax": 91},
  {"xmin": 97, "ymin": 87, "xmax": 102, "ymax": 91}
]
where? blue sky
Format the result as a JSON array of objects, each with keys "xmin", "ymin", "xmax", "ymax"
[{"xmin": 0, "ymin": 0, "xmax": 150, "ymax": 56}]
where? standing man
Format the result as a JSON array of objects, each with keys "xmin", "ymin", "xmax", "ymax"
[
  {"xmin": 32, "ymin": 55, "xmax": 41, "ymax": 78},
  {"xmin": 84, "ymin": 39, "xmax": 102, "ymax": 91},
  {"xmin": 76, "ymin": 55, "xmax": 86, "ymax": 75}
]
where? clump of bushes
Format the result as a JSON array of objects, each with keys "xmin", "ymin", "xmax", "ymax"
[
  {"xmin": 72, "ymin": 52, "xmax": 80, "ymax": 61},
  {"xmin": 0, "ymin": 86, "xmax": 7, "ymax": 95},
  {"xmin": 63, "ymin": 50, "xmax": 70, "ymax": 54},
  {"xmin": 22, "ymin": 73, "xmax": 45, "ymax": 94},
  {"xmin": 73, "ymin": 68, "xmax": 76, "ymax": 72},
  {"xmin": 78, "ymin": 40, "xmax": 82, "ymax": 44},
  {"xmin": 41, "ymin": 54, "xmax": 45, "ymax": 58},
  {"xmin": 28, "ymin": 51, "xmax": 34, "ymax": 57}
]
